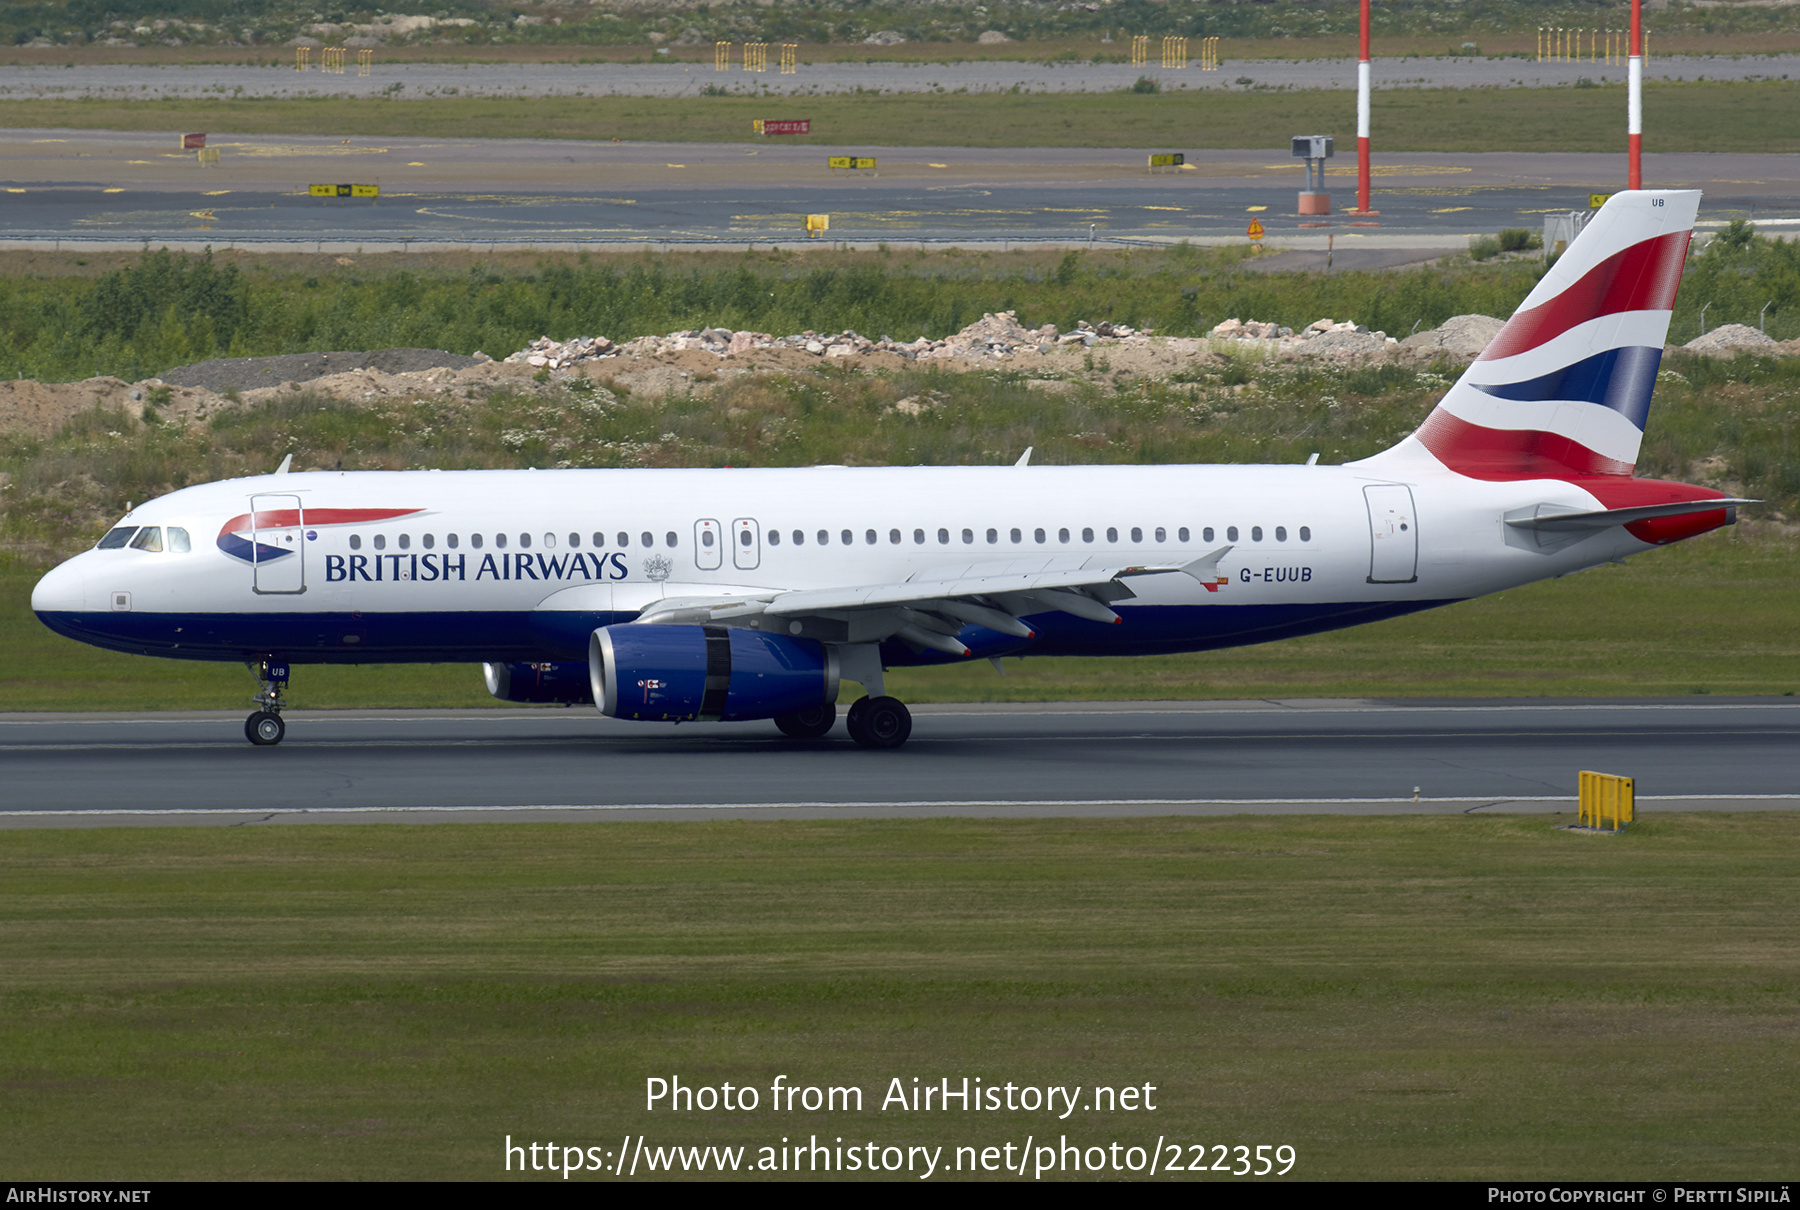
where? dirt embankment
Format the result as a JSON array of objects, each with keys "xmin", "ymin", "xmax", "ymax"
[{"xmin": 4, "ymin": 319, "xmax": 1796, "ymax": 441}]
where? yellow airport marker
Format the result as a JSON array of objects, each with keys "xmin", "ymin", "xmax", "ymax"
[
  {"xmin": 126, "ymin": 160, "xmax": 150, "ymax": 165},
  {"xmin": 1432, "ymin": 206, "xmax": 1473, "ymax": 213},
  {"xmin": 4, "ymin": 188, "xmax": 24, "ymax": 193},
  {"xmin": 407, "ymin": 161, "xmax": 425, "ymax": 166},
  {"xmin": 667, "ymin": 163, "xmax": 685, "ymax": 168},
  {"xmin": 1246, "ymin": 205, "xmax": 1268, "ymax": 212},
  {"xmin": 929, "ymin": 163, "xmax": 948, "ymax": 168},
  {"xmin": 204, "ymin": 190, "xmax": 230, "ymax": 196},
  {"xmin": 103, "ymin": 187, "xmax": 123, "ymax": 193}
]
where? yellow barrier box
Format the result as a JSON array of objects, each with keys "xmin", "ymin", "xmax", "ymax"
[{"xmin": 1578, "ymin": 770, "xmax": 1635, "ymax": 830}]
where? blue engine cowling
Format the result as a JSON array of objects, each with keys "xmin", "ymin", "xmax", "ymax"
[
  {"xmin": 483, "ymin": 661, "xmax": 596, "ymax": 705},
  {"xmin": 589, "ymin": 624, "xmax": 839, "ymax": 722}
]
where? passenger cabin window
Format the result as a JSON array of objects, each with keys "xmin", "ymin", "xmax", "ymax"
[
  {"xmin": 1034, "ymin": 528, "xmax": 1046, "ymax": 544},
  {"xmin": 398, "ymin": 534, "xmax": 411, "ymax": 550},
  {"xmin": 472, "ymin": 534, "xmax": 484, "ymax": 549},
  {"xmin": 937, "ymin": 528, "xmax": 949, "ymax": 545},
  {"xmin": 167, "ymin": 527, "xmax": 191, "ymax": 553},
  {"xmin": 1058, "ymin": 528, "xmax": 1070, "ymax": 544},
  {"xmin": 818, "ymin": 530, "xmax": 830, "ymax": 546},
  {"xmin": 1178, "ymin": 527, "xmax": 1190, "ymax": 542},
  {"xmin": 699, "ymin": 531, "xmax": 712, "ymax": 549},
  {"xmin": 448, "ymin": 534, "xmax": 460, "ymax": 549},
  {"xmin": 593, "ymin": 532, "xmax": 606, "ymax": 548},
  {"xmin": 1203, "ymin": 527, "xmax": 1215, "ymax": 543},
  {"xmin": 666, "ymin": 532, "xmax": 678, "ymax": 549},
  {"xmin": 128, "ymin": 526, "xmax": 162, "ymax": 552},
  {"xmin": 1275, "ymin": 526, "xmax": 1288, "ymax": 541},
  {"xmin": 769, "ymin": 530, "xmax": 781, "ymax": 546},
  {"xmin": 349, "ymin": 534, "xmax": 362, "ymax": 551},
  {"xmin": 544, "ymin": 533, "xmax": 556, "ymax": 548},
  {"xmin": 1251, "ymin": 526, "xmax": 1263, "ymax": 542},
  {"xmin": 519, "ymin": 533, "xmax": 531, "ymax": 549},
  {"xmin": 1155, "ymin": 526, "xmax": 1167, "ymax": 542},
  {"xmin": 913, "ymin": 529, "xmax": 925, "ymax": 545},
  {"xmin": 97, "ymin": 527, "xmax": 136, "ymax": 549},
  {"xmin": 569, "ymin": 533, "xmax": 581, "ymax": 548},
  {"xmin": 1300, "ymin": 527, "xmax": 1312, "ymax": 541},
  {"xmin": 963, "ymin": 528, "xmax": 975, "ymax": 545},
  {"xmin": 641, "ymin": 531, "xmax": 654, "ymax": 548},
  {"xmin": 841, "ymin": 529, "xmax": 853, "ymax": 545},
  {"xmin": 867, "ymin": 529, "xmax": 878, "ymax": 545},
  {"xmin": 619, "ymin": 532, "xmax": 630, "ymax": 547},
  {"xmin": 1109, "ymin": 527, "xmax": 1120, "ymax": 543},
  {"xmin": 373, "ymin": 534, "xmax": 386, "ymax": 551},
  {"xmin": 1011, "ymin": 528, "xmax": 1022, "ymax": 544},
  {"xmin": 889, "ymin": 529, "xmax": 901, "ymax": 545},
  {"xmin": 423, "ymin": 533, "xmax": 435, "ymax": 549},
  {"xmin": 987, "ymin": 528, "xmax": 998, "ymax": 544}
]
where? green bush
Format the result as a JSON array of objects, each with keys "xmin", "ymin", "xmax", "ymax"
[
  {"xmin": 1469, "ymin": 235, "xmax": 1501, "ymax": 263},
  {"xmin": 1497, "ymin": 228, "xmax": 1540, "ymax": 253},
  {"xmin": 1130, "ymin": 75, "xmax": 1160, "ymax": 94}
]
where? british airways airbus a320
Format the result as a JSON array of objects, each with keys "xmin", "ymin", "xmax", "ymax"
[{"xmin": 33, "ymin": 191, "xmax": 1744, "ymax": 748}]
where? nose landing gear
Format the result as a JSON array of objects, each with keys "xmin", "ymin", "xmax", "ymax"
[{"xmin": 246, "ymin": 659, "xmax": 290, "ymax": 746}]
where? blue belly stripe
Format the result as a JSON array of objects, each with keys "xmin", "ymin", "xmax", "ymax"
[{"xmin": 37, "ymin": 599, "xmax": 1460, "ymax": 666}]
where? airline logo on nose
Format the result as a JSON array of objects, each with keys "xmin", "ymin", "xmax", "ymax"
[{"xmin": 216, "ymin": 507, "xmax": 423, "ymax": 564}]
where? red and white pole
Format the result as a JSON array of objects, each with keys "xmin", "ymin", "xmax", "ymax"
[
  {"xmin": 1628, "ymin": 0, "xmax": 1643, "ymax": 189},
  {"xmin": 1357, "ymin": 0, "xmax": 1372, "ymax": 213}
]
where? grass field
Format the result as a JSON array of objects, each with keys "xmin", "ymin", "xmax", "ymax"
[
  {"xmin": 3, "ymin": 79, "xmax": 1796, "ymax": 153},
  {"xmin": 3, "ymin": 814, "xmax": 1797, "ymax": 1180}
]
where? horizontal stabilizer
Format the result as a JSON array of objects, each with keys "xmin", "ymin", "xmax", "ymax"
[{"xmin": 1504, "ymin": 497, "xmax": 1752, "ymax": 533}]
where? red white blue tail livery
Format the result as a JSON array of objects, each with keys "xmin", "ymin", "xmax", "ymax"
[
  {"xmin": 1373, "ymin": 190, "xmax": 1695, "ymax": 481},
  {"xmin": 34, "ymin": 190, "xmax": 1748, "ymax": 748}
]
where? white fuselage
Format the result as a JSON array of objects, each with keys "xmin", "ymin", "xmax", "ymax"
[{"xmin": 32, "ymin": 462, "xmax": 1649, "ymax": 667}]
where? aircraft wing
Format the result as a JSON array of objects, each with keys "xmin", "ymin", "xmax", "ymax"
[{"xmin": 636, "ymin": 547, "xmax": 1234, "ymax": 656}]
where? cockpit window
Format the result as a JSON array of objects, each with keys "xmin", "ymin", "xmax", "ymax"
[
  {"xmin": 97, "ymin": 527, "xmax": 136, "ymax": 549},
  {"xmin": 128, "ymin": 527, "xmax": 164, "ymax": 552},
  {"xmin": 167, "ymin": 527, "xmax": 191, "ymax": 553}
]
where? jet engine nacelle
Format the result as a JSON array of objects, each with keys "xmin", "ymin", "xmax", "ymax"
[
  {"xmin": 589, "ymin": 623, "xmax": 839, "ymax": 722},
  {"xmin": 483, "ymin": 661, "xmax": 596, "ymax": 705}
]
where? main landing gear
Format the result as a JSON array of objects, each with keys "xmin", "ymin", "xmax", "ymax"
[
  {"xmin": 774, "ymin": 702, "xmax": 837, "ymax": 739},
  {"xmin": 246, "ymin": 658, "xmax": 289, "ymax": 747},
  {"xmin": 845, "ymin": 695, "xmax": 912, "ymax": 750},
  {"xmin": 773, "ymin": 696, "xmax": 913, "ymax": 748}
]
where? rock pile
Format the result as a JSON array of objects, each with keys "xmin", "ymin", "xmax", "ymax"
[
  {"xmin": 503, "ymin": 311, "xmax": 1155, "ymax": 367},
  {"xmin": 1400, "ymin": 314, "xmax": 1505, "ymax": 358},
  {"xmin": 1684, "ymin": 323, "xmax": 1777, "ymax": 354},
  {"xmin": 1208, "ymin": 316, "xmax": 1399, "ymax": 359}
]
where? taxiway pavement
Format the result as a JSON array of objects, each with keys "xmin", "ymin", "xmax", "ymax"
[
  {"xmin": 0, "ymin": 55, "xmax": 1791, "ymax": 99},
  {"xmin": 3, "ymin": 132, "xmax": 1796, "ymax": 247},
  {"xmin": 2, "ymin": 698, "xmax": 1794, "ymax": 827}
]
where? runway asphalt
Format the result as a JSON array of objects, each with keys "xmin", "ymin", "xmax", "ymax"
[
  {"xmin": 3, "ymin": 698, "xmax": 1795, "ymax": 827},
  {"xmin": 3, "ymin": 132, "xmax": 1796, "ymax": 247},
  {"xmin": 0, "ymin": 55, "xmax": 1790, "ymax": 99}
]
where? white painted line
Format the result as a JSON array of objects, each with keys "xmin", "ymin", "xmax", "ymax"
[{"xmin": 4, "ymin": 794, "xmax": 1798, "ymax": 818}]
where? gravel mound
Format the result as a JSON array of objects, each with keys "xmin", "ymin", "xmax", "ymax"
[
  {"xmin": 1683, "ymin": 323, "xmax": 1777, "ymax": 353},
  {"xmin": 158, "ymin": 348, "xmax": 484, "ymax": 394},
  {"xmin": 1401, "ymin": 314, "xmax": 1505, "ymax": 358}
]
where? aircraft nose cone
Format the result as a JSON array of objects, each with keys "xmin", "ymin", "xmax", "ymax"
[{"xmin": 31, "ymin": 558, "xmax": 87, "ymax": 615}]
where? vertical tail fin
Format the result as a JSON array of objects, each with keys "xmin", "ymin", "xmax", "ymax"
[{"xmin": 1364, "ymin": 190, "xmax": 1699, "ymax": 480}]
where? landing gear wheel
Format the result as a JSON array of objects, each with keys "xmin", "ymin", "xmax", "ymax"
[
  {"xmin": 775, "ymin": 702, "xmax": 837, "ymax": 739},
  {"xmin": 246, "ymin": 711, "xmax": 286, "ymax": 746},
  {"xmin": 846, "ymin": 695, "xmax": 912, "ymax": 750}
]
